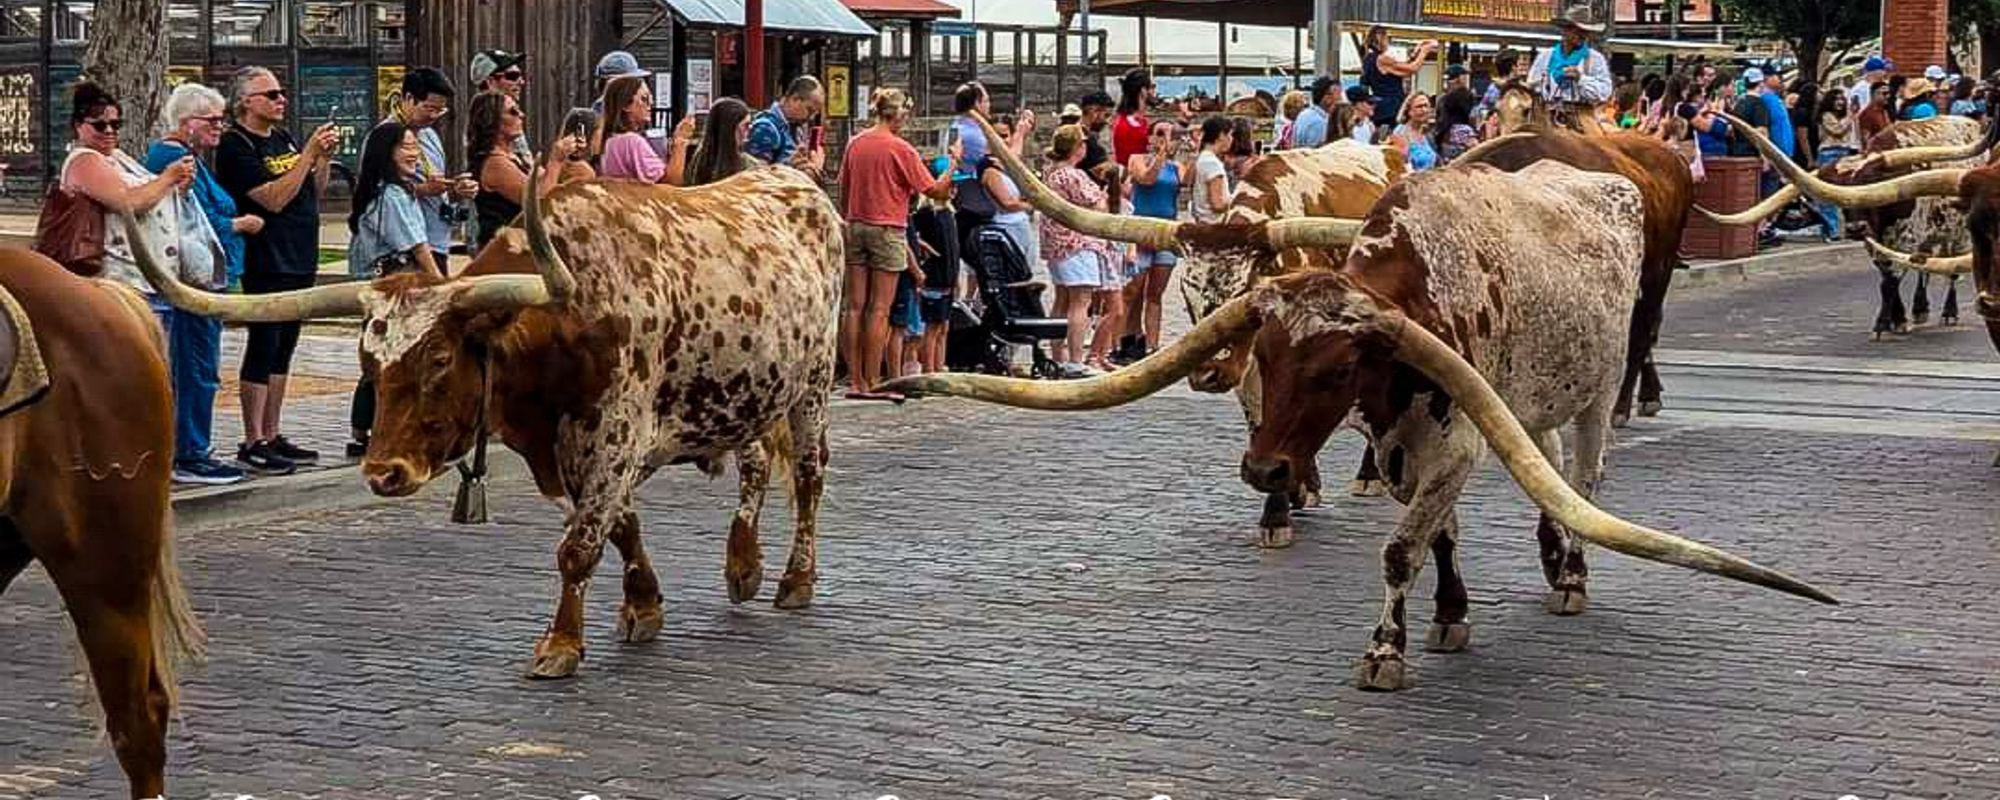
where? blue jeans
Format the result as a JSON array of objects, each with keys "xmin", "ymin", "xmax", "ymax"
[
  {"xmin": 149, "ymin": 294, "xmax": 223, "ymax": 464},
  {"xmin": 1815, "ymin": 146, "xmax": 1855, "ymax": 238}
]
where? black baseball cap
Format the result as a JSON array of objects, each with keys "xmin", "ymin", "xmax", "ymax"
[{"xmin": 1345, "ymin": 85, "xmax": 1377, "ymax": 105}]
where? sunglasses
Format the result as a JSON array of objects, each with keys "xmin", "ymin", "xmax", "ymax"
[
  {"xmin": 500, "ymin": 70, "xmax": 525, "ymax": 81},
  {"xmin": 192, "ymin": 114, "xmax": 226, "ymax": 125},
  {"xmin": 253, "ymin": 88, "xmax": 287, "ymax": 101},
  {"xmin": 84, "ymin": 118, "xmax": 123, "ymax": 133}
]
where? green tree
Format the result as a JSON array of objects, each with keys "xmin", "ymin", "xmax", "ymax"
[
  {"xmin": 1714, "ymin": 0, "xmax": 1878, "ymax": 83},
  {"xmin": 81, "ymin": 0, "xmax": 169, "ymax": 154}
]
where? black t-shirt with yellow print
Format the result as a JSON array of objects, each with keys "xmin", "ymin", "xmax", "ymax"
[{"xmin": 215, "ymin": 125, "xmax": 320, "ymax": 277}]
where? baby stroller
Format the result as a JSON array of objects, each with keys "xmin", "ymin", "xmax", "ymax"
[{"xmin": 945, "ymin": 223, "xmax": 1067, "ymax": 379}]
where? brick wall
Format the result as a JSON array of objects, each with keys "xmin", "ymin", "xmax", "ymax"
[{"xmin": 1883, "ymin": 0, "xmax": 1949, "ymax": 76}]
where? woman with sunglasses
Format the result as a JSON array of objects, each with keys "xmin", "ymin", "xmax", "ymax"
[
  {"xmin": 57, "ymin": 81, "xmax": 195, "ymax": 293},
  {"xmin": 142, "ymin": 82, "xmax": 267, "ymax": 486},
  {"xmin": 467, "ymin": 92, "xmax": 582, "ymax": 251}
]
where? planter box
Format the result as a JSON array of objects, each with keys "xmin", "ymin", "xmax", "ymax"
[{"xmin": 1682, "ymin": 155, "xmax": 1763, "ymax": 260}]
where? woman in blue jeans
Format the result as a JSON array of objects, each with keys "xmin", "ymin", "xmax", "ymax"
[
  {"xmin": 147, "ymin": 83, "xmax": 259, "ymax": 485},
  {"xmin": 1815, "ymin": 89, "xmax": 1858, "ymax": 242}
]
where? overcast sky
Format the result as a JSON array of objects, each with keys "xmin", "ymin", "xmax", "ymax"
[{"xmin": 933, "ymin": 0, "xmax": 1313, "ymax": 68}]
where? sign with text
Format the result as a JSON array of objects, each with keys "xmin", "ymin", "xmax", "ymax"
[
  {"xmin": 297, "ymin": 64, "xmax": 375, "ymax": 169},
  {"xmin": 1421, "ymin": 0, "xmax": 1560, "ymax": 28},
  {"xmin": 0, "ymin": 66, "xmax": 38, "ymax": 162}
]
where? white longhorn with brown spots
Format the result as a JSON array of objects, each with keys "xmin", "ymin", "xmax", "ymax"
[{"xmin": 129, "ymin": 164, "xmax": 842, "ymax": 679}]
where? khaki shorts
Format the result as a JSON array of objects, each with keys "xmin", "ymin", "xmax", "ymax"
[{"xmin": 846, "ymin": 222, "xmax": 910, "ymax": 273}]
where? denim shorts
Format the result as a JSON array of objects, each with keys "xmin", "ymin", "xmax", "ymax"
[
  {"xmin": 1129, "ymin": 247, "xmax": 1178, "ymax": 277},
  {"xmin": 1050, "ymin": 250, "xmax": 1103, "ymax": 288}
]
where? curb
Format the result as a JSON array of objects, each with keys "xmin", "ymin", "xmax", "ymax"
[
  {"xmin": 1675, "ymin": 240, "xmax": 1859, "ymax": 290},
  {"xmin": 172, "ymin": 450, "xmax": 531, "ymax": 530}
]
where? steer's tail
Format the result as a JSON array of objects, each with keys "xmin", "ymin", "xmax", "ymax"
[
  {"xmin": 151, "ymin": 511, "xmax": 207, "ymax": 712},
  {"xmin": 762, "ymin": 417, "xmax": 801, "ymax": 517}
]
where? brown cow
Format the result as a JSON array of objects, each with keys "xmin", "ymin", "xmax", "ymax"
[
  {"xmin": 962, "ymin": 111, "xmax": 1391, "ymax": 547},
  {"xmin": 0, "ymin": 254, "xmax": 204, "ymax": 798},
  {"xmin": 130, "ymin": 164, "xmax": 839, "ymax": 679},
  {"xmin": 886, "ymin": 160, "xmax": 1836, "ymax": 690}
]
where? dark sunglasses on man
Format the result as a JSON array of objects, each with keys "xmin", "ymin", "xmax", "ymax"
[
  {"xmin": 254, "ymin": 88, "xmax": 287, "ymax": 101},
  {"xmin": 85, "ymin": 118, "xmax": 124, "ymax": 133},
  {"xmin": 500, "ymin": 70, "xmax": 525, "ymax": 82}
]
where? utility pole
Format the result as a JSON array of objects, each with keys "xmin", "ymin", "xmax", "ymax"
[
  {"xmin": 747, "ymin": 0, "xmax": 766, "ymax": 107},
  {"xmin": 1312, "ymin": 0, "xmax": 1338, "ymax": 79},
  {"xmin": 1080, "ymin": 0, "xmax": 1090, "ymax": 69}
]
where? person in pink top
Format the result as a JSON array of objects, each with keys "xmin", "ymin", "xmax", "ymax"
[
  {"xmin": 837, "ymin": 88, "xmax": 956, "ymax": 401},
  {"xmin": 594, "ymin": 76, "xmax": 673, "ymax": 183}
]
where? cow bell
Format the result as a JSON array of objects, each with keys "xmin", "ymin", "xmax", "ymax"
[{"xmin": 452, "ymin": 464, "xmax": 489, "ymax": 525}]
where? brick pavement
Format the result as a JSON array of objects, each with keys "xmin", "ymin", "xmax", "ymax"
[
  {"xmin": 8, "ymin": 249, "xmax": 2000, "ymax": 799},
  {"xmin": 8, "ymin": 374, "xmax": 2000, "ymax": 798}
]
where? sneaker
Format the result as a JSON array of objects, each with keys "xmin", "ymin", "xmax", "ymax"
[
  {"xmin": 269, "ymin": 435, "xmax": 319, "ymax": 464},
  {"xmin": 236, "ymin": 441, "xmax": 297, "ymax": 475},
  {"xmin": 172, "ymin": 458, "xmax": 245, "ymax": 486}
]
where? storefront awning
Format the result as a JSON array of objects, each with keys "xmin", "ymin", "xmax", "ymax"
[
  {"xmin": 1056, "ymin": 0, "xmax": 1310, "ymax": 27},
  {"xmin": 1341, "ymin": 21, "xmax": 1743, "ymax": 57},
  {"xmin": 661, "ymin": 0, "xmax": 879, "ymax": 37},
  {"xmin": 841, "ymin": 0, "xmax": 962, "ymax": 17}
]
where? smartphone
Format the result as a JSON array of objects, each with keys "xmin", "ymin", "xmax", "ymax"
[{"xmin": 809, "ymin": 125, "xmax": 825, "ymax": 152}]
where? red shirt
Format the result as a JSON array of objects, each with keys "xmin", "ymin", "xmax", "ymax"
[
  {"xmin": 839, "ymin": 127, "xmax": 933, "ymax": 227},
  {"xmin": 1112, "ymin": 112, "xmax": 1151, "ymax": 169}
]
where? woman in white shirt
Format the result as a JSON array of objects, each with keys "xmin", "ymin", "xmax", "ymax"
[{"xmin": 1190, "ymin": 116, "xmax": 1234, "ymax": 225}]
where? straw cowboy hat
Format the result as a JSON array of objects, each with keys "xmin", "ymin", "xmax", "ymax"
[
  {"xmin": 1900, "ymin": 78, "xmax": 1937, "ymax": 101},
  {"xmin": 1552, "ymin": 6, "xmax": 1606, "ymax": 34}
]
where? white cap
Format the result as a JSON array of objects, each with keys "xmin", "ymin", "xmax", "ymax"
[{"xmin": 1925, "ymin": 65, "xmax": 1948, "ymax": 81}]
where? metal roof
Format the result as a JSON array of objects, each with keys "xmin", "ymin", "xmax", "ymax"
[
  {"xmin": 840, "ymin": 0, "xmax": 962, "ymax": 17},
  {"xmin": 660, "ymin": 0, "xmax": 879, "ymax": 37}
]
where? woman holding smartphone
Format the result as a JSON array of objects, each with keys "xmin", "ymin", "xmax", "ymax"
[{"xmin": 467, "ymin": 91, "xmax": 581, "ymax": 250}]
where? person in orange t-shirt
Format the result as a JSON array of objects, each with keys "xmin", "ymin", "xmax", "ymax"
[{"xmin": 837, "ymin": 88, "xmax": 956, "ymax": 400}]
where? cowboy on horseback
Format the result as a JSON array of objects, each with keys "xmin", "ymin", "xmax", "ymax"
[{"xmin": 1527, "ymin": 6, "xmax": 1615, "ymax": 135}]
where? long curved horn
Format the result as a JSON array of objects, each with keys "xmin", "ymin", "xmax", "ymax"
[
  {"xmin": 1721, "ymin": 112, "xmax": 1966, "ymax": 209},
  {"xmin": 1383, "ymin": 311, "xmax": 1838, "ymax": 605},
  {"xmin": 1862, "ymin": 238, "xmax": 1974, "ymax": 275},
  {"xmin": 1693, "ymin": 185, "xmax": 1802, "ymax": 225},
  {"xmin": 450, "ymin": 148, "xmax": 578, "ymax": 310},
  {"xmin": 877, "ymin": 294, "xmax": 1258, "ymax": 408},
  {"xmin": 970, "ymin": 111, "xmax": 1180, "ymax": 252},
  {"xmin": 121, "ymin": 213, "xmax": 365, "ymax": 321},
  {"xmin": 1452, "ymin": 131, "xmax": 1539, "ymax": 165},
  {"xmin": 1263, "ymin": 217, "xmax": 1366, "ymax": 251}
]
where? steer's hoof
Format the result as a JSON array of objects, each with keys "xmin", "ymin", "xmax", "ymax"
[
  {"xmin": 1911, "ymin": 313, "xmax": 1929, "ymax": 327},
  {"xmin": 1542, "ymin": 588, "xmax": 1589, "ymax": 616},
  {"xmin": 1290, "ymin": 486, "xmax": 1323, "ymax": 511},
  {"xmin": 1255, "ymin": 525, "xmax": 1296, "ymax": 549},
  {"xmin": 725, "ymin": 564, "xmax": 765, "ymax": 605},
  {"xmin": 527, "ymin": 637, "xmax": 583, "ymax": 680},
  {"xmin": 774, "ymin": 577, "xmax": 815, "ymax": 610},
  {"xmin": 1611, "ymin": 412, "xmax": 1631, "ymax": 429},
  {"xmin": 1943, "ymin": 314, "xmax": 1961, "ymax": 327},
  {"xmin": 1353, "ymin": 654, "xmax": 1411, "ymax": 691},
  {"xmin": 1638, "ymin": 400, "xmax": 1663, "ymax": 418},
  {"xmin": 616, "ymin": 603, "xmax": 664, "ymax": 643},
  {"xmin": 1347, "ymin": 479, "xmax": 1388, "ymax": 498},
  {"xmin": 1424, "ymin": 622, "xmax": 1472, "ymax": 653}
]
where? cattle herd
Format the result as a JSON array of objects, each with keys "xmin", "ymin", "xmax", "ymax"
[{"xmin": 3, "ymin": 87, "xmax": 1998, "ymax": 796}]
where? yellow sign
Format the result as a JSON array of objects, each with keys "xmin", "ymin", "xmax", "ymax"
[
  {"xmin": 826, "ymin": 65, "xmax": 851, "ymax": 119},
  {"xmin": 377, "ymin": 65, "xmax": 406, "ymax": 116},
  {"xmin": 165, "ymin": 66, "xmax": 205, "ymax": 89},
  {"xmin": 1422, "ymin": 0, "xmax": 1556, "ymax": 24}
]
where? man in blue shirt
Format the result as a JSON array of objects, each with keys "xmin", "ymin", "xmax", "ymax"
[
  {"xmin": 746, "ymin": 76, "xmax": 827, "ymax": 180},
  {"xmin": 1289, "ymin": 75, "xmax": 1338, "ymax": 148}
]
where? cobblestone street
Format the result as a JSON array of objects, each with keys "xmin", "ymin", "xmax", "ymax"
[{"xmin": 4, "ymin": 251, "xmax": 2000, "ymax": 799}]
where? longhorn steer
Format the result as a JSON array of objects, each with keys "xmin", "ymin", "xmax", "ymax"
[
  {"xmin": 961, "ymin": 112, "xmax": 1397, "ymax": 548},
  {"xmin": 1728, "ymin": 113, "xmax": 2000, "ymax": 463},
  {"xmin": 1715, "ymin": 114, "xmax": 1992, "ymax": 336},
  {"xmin": 0, "ymin": 255, "xmax": 204, "ymax": 798},
  {"xmin": 132, "ymin": 166, "xmax": 840, "ymax": 679},
  {"xmin": 885, "ymin": 160, "xmax": 1836, "ymax": 690}
]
